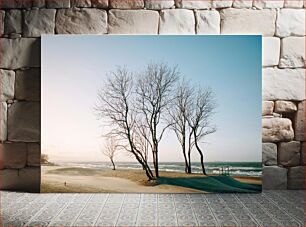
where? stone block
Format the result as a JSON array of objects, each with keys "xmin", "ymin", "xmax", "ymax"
[
  {"xmin": 301, "ymin": 142, "xmax": 305, "ymax": 165},
  {"xmin": 262, "ymin": 101, "xmax": 274, "ymax": 115},
  {"xmin": 262, "ymin": 118, "xmax": 294, "ymax": 142},
  {"xmin": 145, "ymin": 0, "xmax": 175, "ymax": 9},
  {"xmin": 108, "ymin": 10, "xmax": 159, "ymax": 34},
  {"xmin": 15, "ymin": 68, "xmax": 41, "ymax": 102},
  {"xmin": 0, "ymin": 167, "xmax": 40, "ymax": 192},
  {"xmin": 46, "ymin": 0, "xmax": 70, "ymax": 8},
  {"xmin": 32, "ymin": 0, "xmax": 46, "ymax": 8},
  {"xmin": 212, "ymin": 0, "xmax": 232, "ymax": 8},
  {"xmin": 8, "ymin": 102, "xmax": 40, "ymax": 142},
  {"xmin": 284, "ymin": 0, "xmax": 304, "ymax": 8},
  {"xmin": 195, "ymin": 10, "xmax": 220, "ymax": 34},
  {"xmin": 56, "ymin": 8, "xmax": 107, "ymax": 34},
  {"xmin": 280, "ymin": 37, "xmax": 305, "ymax": 68},
  {"xmin": 294, "ymin": 101, "xmax": 305, "ymax": 141},
  {"xmin": 71, "ymin": 0, "xmax": 92, "ymax": 7},
  {"xmin": 27, "ymin": 143, "xmax": 40, "ymax": 167},
  {"xmin": 275, "ymin": 101, "xmax": 297, "ymax": 113},
  {"xmin": 0, "ymin": 143, "xmax": 27, "ymax": 169},
  {"xmin": 159, "ymin": 9, "xmax": 195, "ymax": 34},
  {"xmin": 262, "ymin": 68, "xmax": 305, "ymax": 101},
  {"xmin": 91, "ymin": 0, "xmax": 108, "ymax": 8},
  {"xmin": 0, "ymin": 0, "xmax": 32, "ymax": 9},
  {"xmin": 0, "ymin": 69, "xmax": 15, "ymax": 102},
  {"xmin": 23, "ymin": 9, "xmax": 56, "ymax": 37},
  {"xmin": 0, "ymin": 10, "xmax": 4, "ymax": 35},
  {"xmin": 220, "ymin": 9, "xmax": 276, "ymax": 36},
  {"xmin": 232, "ymin": 0, "xmax": 253, "ymax": 8},
  {"xmin": 263, "ymin": 166, "xmax": 287, "ymax": 189},
  {"xmin": 288, "ymin": 166, "xmax": 304, "ymax": 189},
  {"xmin": 262, "ymin": 37, "xmax": 280, "ymax": 66},
  {"xmin": 262, "ymin": 143, "xmax": 277, "ymax": 166},
  {"xmin": 4, "ymin": 9, "xmax": 22, "ymax": 35},
  {"xmin": 0, "ymin": 38, "xmax": 40, "ymax": 69},
  {"xmin": 175, "ymin": 0, "xmax": 212, "ymax": 9},
  {"xmin": 0, "ymin": 102, "xmax": 7, "ymax": 142},
  {"xmin": 253, "ymin": 0, "xmax": 284, "ymax": 8},
  {"xmin": 278, "ymin": 141, "xmax": 301, "ymax": 167},
  {"xmin": 109, "ymin": 0, "xmax": 144, "ymax": 8},
  {"xmin": 276, "ymin": 9, "xmax": 305, "ymax": 37}
]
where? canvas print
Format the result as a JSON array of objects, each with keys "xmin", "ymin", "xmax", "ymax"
[{"xmin": 41, "ymin": 35, "xmax": 262, "ymax": 193}]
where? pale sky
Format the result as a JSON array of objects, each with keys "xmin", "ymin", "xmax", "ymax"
[{"xmin": 42, "ymin": 35, "xmax": 262, "ymax": 163}]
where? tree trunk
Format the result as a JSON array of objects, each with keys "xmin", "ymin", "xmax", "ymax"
[
  {"xmin": 111, "ymin": 158, "xmax": 116, "ymax": 170},
  {"xmin": 193, "ymin": 131, "xmax": 206, "ymax": 175},
  {"xmin": 155, "ymin": 150, "xmax": 159, "ymax": 178}
]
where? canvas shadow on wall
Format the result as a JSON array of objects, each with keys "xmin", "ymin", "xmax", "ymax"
[{"xmin": 41, "ymin": 35, "xmax": 262, "ymax": 193}]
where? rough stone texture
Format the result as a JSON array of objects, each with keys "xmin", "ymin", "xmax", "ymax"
[
  {"xmin": 0, "ymin": 69, "xmax": 15, "ymax": 102},
  {"xmin": 0, "ymin": 0, "xmax": 32, "ymax": 9},
  {"xmin": 175, "ymin": 0, "xmax": 212, "ymax": 9},
  {"xmin": 91, "ymin": 0, "xmax": 108, "ymax": 8},
  {"xmin": 0, "ymin": 167, "xmax": 40, "ymax": 192},
  {"xmin": 278, "ymin": 141, "xmax": 301, "ymax": 167},
  {"xmin": 276, "ymin": 9, "xmax": 305, "ymax": 37},
  {"xmin": 220, "ymin": 9, "xmax": 276, "ymax": 36},
  {"xmin": 232, "ymin": 0, "xmax": 252, "ymax": 8},
  {"xmin": 262, "ymin": 101, "xmax": 274, "ymax": 115},
  {"xmin": 0, "ymin": 143, "xmax": 27, "ymax": 169},
  {"xmin": 262, "ymin": 166, "xmax": 288, "ymax": 189},
  {"xmin": 195, "ymin": 10, "xmax": 220, "ymax": 34},
  {"xmin": 262, "ymin": 143, "xmax": 277, "ymax": 166},
  {"xmin": 262, "ymin": 68, "xmax": 305, "ymax": 101},
  {"xmin": 32, "ymin": 0, "xmax": 46, "ymax": 8},
  {"xmin": 0, "ymin": 102, "xmax": 7, "ymax": 142},
  {"xmin": 288, "ymin": 166, "xmax": 304, "ymax": 189},
  {"xmin": 27, "ymin": 143, "xmax": 40, "ymax": 167},
  {"xmin": 108, "ymin": 10, "xmax": 159, "ymax": 34},
  {"xmin": 145, "ymin": 0, "xmax": 175, "ymax": 9},
  {"xmin": 71, "ymin": 0, "xmax": 92, "ymax": 7},
  {"xmin": 4, "ymin": 10, "xmax": 22, "ymax": 35},
  {"xmin": 23, "ymin": 9, "xmax": 56, "ymax": 37},
  {"xmin": 159, "ymin": 9, "xmax": 195, "ymax": 34},
  {"xmin": 262, "ymin": 37, "xmax": 280, "ymax": 66},
  {"xmin": 294, "ymin": 101, "xmax": 305, "ymax": 141},
  {"xmin": 0, "ymin": 10, "xmax": 4, "ymax": 35},
  {"xmin": 284, "ymin": 0, "xmax": 304, "ymax": 8},
  {"xmin": 15, "ymin": 68, "xmax": 41, "ymax": 101},
  {"xmin": 110, "ymin": 0, "xmax": 144, "ymax": 9},
  {"xmin": 8, "ymin": 102, "xmax": 40, "ymax": 142},
  {"xmin": 0, "ymin": 38, "xmax": 40, "ymax": 69},
  {"xmin": 253, "ymin": 0, "xmax": 284, "ymax": 9},
  {"xmin": 262, "ymin": 118, "xmax": 294, "ymax": 142},
  {"xmin": 274, "ymin": 101, "xmax": 297, "ymax": 113},
  {"xmin": 280, "ymin": 37, "xmax": 305, "ymax": 68},
  {"xmin": 212, "ymin": 0, "xmax": 232, "ymax": 8},
  {"xmin": 46, "ymin": 0, "xmax": 70, "ymax": 8},
  {"xmin": 301, "ymin": 142, "xmax": 305, "ymax": 165},
  {"xmin": 56, "ymin": 8, "xmax": 107, "ymax": 34}
]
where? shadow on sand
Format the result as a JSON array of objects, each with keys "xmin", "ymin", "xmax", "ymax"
[{"xmin": 158, "ymin": 175, "xmax": 262, "ymax": 193}]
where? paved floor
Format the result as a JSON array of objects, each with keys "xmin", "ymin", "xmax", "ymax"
[{"xmin": 1, "ymin": 191, "xmax": 304, "ymax": 227}]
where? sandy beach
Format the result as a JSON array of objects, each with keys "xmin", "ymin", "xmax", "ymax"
[{"xmin": 41, "ymin": 165, "xmax": 261, "ymax": 193}]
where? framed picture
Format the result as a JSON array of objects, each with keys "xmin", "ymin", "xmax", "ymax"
[{"xmin": 41, "ymin": 35, "xmax": 262, "ymax": 193}]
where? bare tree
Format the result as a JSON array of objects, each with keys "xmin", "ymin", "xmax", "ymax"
[
  {"xmin": 103, "ymin": 137, "xmax": 118, "ymax": 170},
  {"xmin": 169, "ymin": 81, "xmax": 195, "ymax": 173},
  {"xmin": 136, "ymin": 63, "xmax": 179, "ymax": 178},
  {"xmin": 95, "ymin": 67, "xmax": 155, "ymax": 180},
  {"xmin": 188, "ymin": 87, "xmax": 216, "ymax": 175}
]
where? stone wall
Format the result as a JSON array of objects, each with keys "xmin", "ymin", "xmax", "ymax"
[{"xmin": 0, "ymin": 0, "xmax": 305, "ymax": 192}]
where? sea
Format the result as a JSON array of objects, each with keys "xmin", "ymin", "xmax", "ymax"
[{"xmin": 55, "ymin": 161, "xmax": 262, "ymax": 177}]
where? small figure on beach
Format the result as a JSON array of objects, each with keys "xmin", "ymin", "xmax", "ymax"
[{"xmin": 64, "ymin": 181, "xmax": 67, "ymax": 187}]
